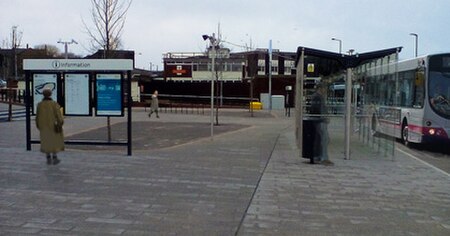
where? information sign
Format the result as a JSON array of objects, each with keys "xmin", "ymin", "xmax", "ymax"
[
  {"xmin": 95, "ymin": 74, "xmax": 123, "ymax": 116},
  {"xmin": 65, "ymin": 73, "xmax": 91, "ymax": 115}
]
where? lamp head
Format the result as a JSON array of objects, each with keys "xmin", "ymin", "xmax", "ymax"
[{"xmin": 202, "ymin": 35, "xmax": 210, "ymax": 41}]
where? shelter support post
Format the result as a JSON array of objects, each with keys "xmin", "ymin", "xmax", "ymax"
[
  {"xmin": 127, "ymin": 70, "xmax": 132, "ymax": 156},
  {"xmin": 345, "ymin": 67, "xmax": 352, "ymax": 159},
  {"xmin": 25, "ymin": 71, "xmax": 31, "ymax": 151},
  {"xmin": 295, "ymin": 49, "xmax": 305, "ymax": 153}
]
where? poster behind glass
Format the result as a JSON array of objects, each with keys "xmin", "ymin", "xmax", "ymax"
[
  {"xmin": 32, "ymin": 73, "xmax": 58, "ymax": 115},
  {"xmin": 95, "ymin": 73, "xmax": 123, "ymax": 116},
  {"xmin": 64, "ymin": 73, "xmax": 91, "ymax": 116}
]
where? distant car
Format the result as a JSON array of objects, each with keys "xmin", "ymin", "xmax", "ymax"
[{"xmin": 0, "ymin": 79, "xmax": 6, "ymax": 88}]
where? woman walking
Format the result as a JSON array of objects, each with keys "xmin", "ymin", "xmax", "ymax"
[{"xmin": 36, "ymin": 88, "xmax": 64, "ymax": 165}]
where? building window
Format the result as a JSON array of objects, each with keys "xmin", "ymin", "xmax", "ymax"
[
  {"xmin": 224, "ymin": 63, "xmax": 231, "ymax": 71},
  {"xmin": 258, "ymin": 59, "xmax": 265, "ymax": 73},
  {"xmin": 197, "ymin": 63, "xmax": 208, "ymax": 71},
  {"xmin": 231, "ymin": 63, "xmax": 242, "ymax": 71},
  {"xmin": 285, "ymin": 61, "xmax": 294, "ymax": 74}
]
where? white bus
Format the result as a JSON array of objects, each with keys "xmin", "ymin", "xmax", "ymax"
[
  {"xmin": 328, "ymin": 82, "xmax": 361, "ymax": 115},
  {"xmin": 360, "ymin": 53, "xmax": 450, "ymax": 146}
]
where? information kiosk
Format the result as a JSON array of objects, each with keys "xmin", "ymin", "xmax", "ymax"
[{"xmin": 23, "ymin": 59, "xmax": 134, "ymax": 156}]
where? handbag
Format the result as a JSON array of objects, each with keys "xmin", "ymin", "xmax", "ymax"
[
  {"xmin": 54, "ymin": 122, "xmax": 62, "ymax": 133},
  {"xmin": 53, "ymin": 102, "xmax": 63, "ymax": 133}
]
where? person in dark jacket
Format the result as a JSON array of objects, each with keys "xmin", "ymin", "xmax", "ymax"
[{"xmin": 310, "ymin": 83, "xmax": 333, "ymax": 165}]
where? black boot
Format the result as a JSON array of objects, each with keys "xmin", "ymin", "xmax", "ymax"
[
  {"xmin": 46, "ymin": 155, "xmax": 52, "ymax": 165},
  {"xmin": 52, "ymin": 155, "xmax": 60, "ymax": 165}
]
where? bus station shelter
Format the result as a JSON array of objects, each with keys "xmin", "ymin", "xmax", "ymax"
[{"xmin": 294, "ymin": 46, "xmax": 402, "ymax": 160}]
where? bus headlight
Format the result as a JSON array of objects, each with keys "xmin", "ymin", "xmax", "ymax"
[{"xmin": 429, "ymin": 129, "xmax": 436, "ymax": 135}]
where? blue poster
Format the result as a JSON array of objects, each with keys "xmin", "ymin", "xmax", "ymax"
[{"xmin": 96, "ymin": 74, "xmax": 123, "ymax": 116}]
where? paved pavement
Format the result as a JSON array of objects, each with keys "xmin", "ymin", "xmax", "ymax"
[{"xmin": 0, "ymin": 105, "xmax": 449, "ymax": 235}]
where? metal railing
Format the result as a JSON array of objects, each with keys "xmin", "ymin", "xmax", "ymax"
[
  {"xmin": 0, "ymin": 88, "xmax": 25, "ymax": 122},
  {"xmin": 141, "ymin": 93, "xmax": 258, "ymax": 114},
  {"xmin": 0, "ymin": 88, "xmax": 25, "ymax": 104},
  {"xmin": 0, "ymin": 108, "xmax": 26, "ymax": 121}
]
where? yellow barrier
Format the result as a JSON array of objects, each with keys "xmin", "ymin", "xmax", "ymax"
[{"xmin": 250, "ymin": 102, "xmax": 262, "ymax": 110}]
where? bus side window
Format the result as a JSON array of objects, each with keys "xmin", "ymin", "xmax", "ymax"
[
  {"xmin": 400, "ymin": 72, "xmax": 413, "ymax": 107},
  {"xmin": 413, "ymin": 71, "xmax": 425, "ymax": 107}
]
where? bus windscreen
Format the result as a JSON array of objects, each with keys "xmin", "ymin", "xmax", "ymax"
[{"xmin": 429, "ymin": 54, "xmax": 450, "ymax": 118}]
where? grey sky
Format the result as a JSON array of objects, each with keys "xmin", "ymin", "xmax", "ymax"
[{"xmin": 1, "ymin": 0, "xmax": 449, "ymax": 69}]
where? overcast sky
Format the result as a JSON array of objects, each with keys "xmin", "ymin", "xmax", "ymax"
[{"xmin": 1, "ymin": 0, "xmax": 449, "ymax": 69}]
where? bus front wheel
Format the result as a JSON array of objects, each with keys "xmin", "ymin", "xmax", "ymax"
[{"xmin": 402, "ymin": 122, "xmax": 410, "ymax": 146}]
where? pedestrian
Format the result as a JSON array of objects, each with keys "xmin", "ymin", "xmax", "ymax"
[
  {"xmin": 148, "ymin": 90, "xmax": 159, "ymax": 118},
  {"xmin": 35, "ymin": 88, "xmax": 64, "ymax": 165},
  {"xmin": 310, "ymin": 83, "xmax": 333, "ymax": 165}
]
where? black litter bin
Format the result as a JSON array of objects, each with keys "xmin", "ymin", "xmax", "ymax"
[{"xmin": 302, "ymin": 117, "xmax": 324, "ymax": 164}]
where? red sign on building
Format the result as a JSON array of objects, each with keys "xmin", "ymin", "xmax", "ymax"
[{"xmin": 165, "ymin": 64, "xmax": 192, "ymax": 78}]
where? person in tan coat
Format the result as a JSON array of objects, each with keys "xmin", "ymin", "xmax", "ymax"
[{"xmin": 36, "ymin": 88, "xmax": 64, "ymax": 165}]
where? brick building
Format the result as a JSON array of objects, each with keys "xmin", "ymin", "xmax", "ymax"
[{"xmin": 141, "ymin": 48, "xmax": 302, "ymax": 107}]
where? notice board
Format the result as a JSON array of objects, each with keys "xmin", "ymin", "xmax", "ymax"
[
  {"xmin": 95, "ymin": 73, "xmax": 123, "ymax": 116},
  {"xmin": 64, "ymin": 73, "xmax": 91, "ymax": 115},
  {"xmin": 32, "ymin": 73, "xmax": 58, "ymax": 114}
]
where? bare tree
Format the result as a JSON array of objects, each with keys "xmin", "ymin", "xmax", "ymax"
[
  {"xmin": 83, "ymin": 0, "xmax": 132, "ymax": 56},
  {"xmin": 82, "ymin": 0, "xmax": 132, "ymax": 142}
]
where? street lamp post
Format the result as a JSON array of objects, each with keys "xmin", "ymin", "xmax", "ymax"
[
  {"xmin": 57, "ymin": 39, "xmax": 78, "ymax": 59},
  {"xmin": 269, "ymin": 39, "xmax": 272, "ymax": 111},
  {"xmin": 331, "ymin": 38, "xmax": 342, "ymax": 54},
  {"xmin": 409, "ymin": 33, "xmax": 418, "ymax": 57},
  {"xmin": 202, "ymin": 34, "xmax": 218, "ymax": 140}
]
